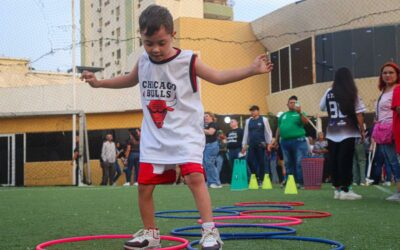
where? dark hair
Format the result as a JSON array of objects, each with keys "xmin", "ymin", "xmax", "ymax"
[
  {"xmin": 332, "ymin": 67, "xmax": 358, "ymax": 117},
  {"xmin": 378, "ymin": 62, "xmax": 400, "ymax": 91},
  {"xmin": 139, "ymin": 5, "xmax": 174, "ymax": 36},
  {"xmin": 288, "ymin": 95, "xmax": 298, "ymax": 102},
  {"xmin": 129, "ymin": 128, "xmax": 140, "ymax": 141}
]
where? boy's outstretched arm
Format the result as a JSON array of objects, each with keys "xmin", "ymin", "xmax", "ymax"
[
  {"xmin": 81, "ymin": 63, "xmax": 139, "ymax": 89},
  {"xmin": 195, "ymin": 54, "xmax": 273, "ymax": 85}
]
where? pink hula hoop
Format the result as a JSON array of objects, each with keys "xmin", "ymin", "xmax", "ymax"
[
  {"xmin": 240, "ymin": 209, "xmax": 332, "ymax": 219},
  {"xmin": 234, "ymin": 201, "xmax": 305, "ymax": 206},
  {"xmin": 36, "ymin": 234, "xmax": 188, "ymax": 250},
  {"xmin": 198, "ymin": 215, "xmax": 302, "ymax": 227}
]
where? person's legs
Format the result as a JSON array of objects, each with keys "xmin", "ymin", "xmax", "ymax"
[
  {"xmin": 280, "ymin": 139, "xmax": 296, "ymax": 182},
  {"xmin": 183, "ymin": 164, "xmax": 222, "ymax": 249},
  {"xmin": 255, "ymin": 147, "xmax": 265, "ymax": 183},
  {"xmin": 133, "ymin": 152, "xmax": 140, "ymax": 184},
  {"xmin": 352, "ymin": 147, "xmax": 360, "ymax": 185},
  {"xmin": 246, "ymin": 146, "xmax": 257, "ymax": 176},
  {"xmin": 108, "ymin": 162, "xmax": 116, "ymax": 185},
  {"xmin": 294, "ymin": 138, "xmax": 308, "ymax": 185},
  {"xmin": 203, "ymin": 141, "xmax": 220, "ymax": 186},
  {"xmin": 113, "ymin": 161, "xmax": 121, "ymax": 183}
]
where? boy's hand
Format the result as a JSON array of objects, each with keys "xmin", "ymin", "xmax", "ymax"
[
  {"xmin": 252, "ymin": 54, "xmax": 273, "ymax": 74},
  {"xmin": 81, "ymin": 70, "xmax": 101, "ymax": 88}
]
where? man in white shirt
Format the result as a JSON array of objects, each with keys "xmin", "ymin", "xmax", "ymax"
[{"xmin": 101, "ymin": 133, "xmax": 116, "ymax": 185}]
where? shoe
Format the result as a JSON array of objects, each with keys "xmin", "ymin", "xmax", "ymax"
[
  {"xmin": 334, "ymin": 190, "xmax": 341, "ymax": 199},
  {"xmin": 134, "ymin": 182, "xmax": 139, "ymax": 186},
  {"xmin": 383, "ymin": 181, "xmax": 391, "ymax": 186},
  {"xmin": 124, "ymin": 229, "xmax": 161, "ymax": 250},
  {"xmin": 386, "ymin": 192, "xmax": 400, "ymax": 202},
  {"xmin": 112, "ymin": 182, "xmax": 117, "ymax": 186},
  {"xmin": 209, "ymin": 184, "xmax": 222, "ymax": 189},
  {"xmin": 365, "ymin": 178, "xmax": 374, "ymax": 186},
  {"xmin": 200, "ymin": 228, "xmax": 223, "ymax": 250},
  {"xmin": 78, "ymin": 182, "xmax": 88, "ymax": 187},
  {"xmin": 123, "ymin": 182, "xmax": 131, "ymax": 186},
  {"xmin": 352, "ymin": 182, "xmax": 359, "ymax": 186},
  {"xmin": 340, "ymin": 190, "xmax": 362, "ymax": 200}
]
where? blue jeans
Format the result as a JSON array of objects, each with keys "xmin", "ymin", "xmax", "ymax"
[
  {"xmin": 124, "ymin": 152, "xmax": 140, "ymax": 183},
  {"xmin": 113, "ymin": 160, "xmax": 122, "ymax": 183},
  {"xmin": 377, "ymin": 143, "xmax": 400, "ymax": 182},
  {"xmin": 228, "ymin": 148, "xmax": 241, "ymax": 169},
  {"xmin": 203, "ymin": 141, "xmax": 220, "ymax": 186},
  {"xmin": 280, "ymin": 137, "xmax": 308, "ymax": 185}
]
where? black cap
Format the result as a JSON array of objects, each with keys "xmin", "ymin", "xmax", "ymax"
[{"xmin": 249, "ymin": 105, "xmax": 259, "ymax": 111}]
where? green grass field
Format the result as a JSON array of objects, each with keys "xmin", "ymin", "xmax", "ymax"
[{"xmin": 1, "ymin": 184, "xmax": 399, "ymax": 250}]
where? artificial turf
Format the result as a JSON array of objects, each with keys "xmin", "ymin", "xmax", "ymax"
[{"xmin": 0, "ymin": 184, "xmax": 399, "ymax": 249}]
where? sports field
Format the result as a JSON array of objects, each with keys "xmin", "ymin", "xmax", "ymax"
[{"xmin": 1, "ymin": 184, "xmax": 399, "ymax": 250}]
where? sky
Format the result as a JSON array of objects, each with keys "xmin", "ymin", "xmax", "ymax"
[{"xmin": 0, "ymin": 0, "xmax": 298, "ymax": 72}]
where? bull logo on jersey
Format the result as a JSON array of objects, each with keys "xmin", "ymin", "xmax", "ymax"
[{"xmin": 147, "ymin": 98, "xmax": 177, "ymax": 129}]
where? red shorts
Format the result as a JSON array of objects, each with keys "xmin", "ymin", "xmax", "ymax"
[{"xmin": 138, "ymin": 162, "xmax": 205, "ymax": 185}]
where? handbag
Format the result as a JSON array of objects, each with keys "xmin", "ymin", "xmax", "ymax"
[
  {"xmin": 372, "ymin": 91, "xmax": 393, "ymax": 144},
  {"xmin": 372, "ymin": 122, "xmax": 393, "ymax": 144}
]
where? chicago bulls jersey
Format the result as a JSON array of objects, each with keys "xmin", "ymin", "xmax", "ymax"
[{"xmin": 138, "ymin": 49, "xmax": 205, "ymax": 164}]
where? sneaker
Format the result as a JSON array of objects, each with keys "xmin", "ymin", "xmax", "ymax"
[
  {"xmin": 386, "ymin": 192, "xmax": 400, "ymax": 202},
  {"xmin": 134, "ymin": 182, "xmax": 139, "ymax": 186},
  {"xmin": 365, "ymin": 178, "xmax": 374, "ymax": 186},
  {"xmin": 340, "ymin": 190, "xmax": 362, "ymax": 200},
  {"xmin": 383, "ymin": 181, "xmax": 391, "ymax": 186},
  {"xmin": 123, "ymin": 182, "xmax": 131, "ymax": 186},
  {"xmin": 124, "ymin": 229, "xmax": 161, "ymax": 250},
  {"xmin": 209, "ymin": 184, "xmax": 222, "ymax": 189},
  {"xmin": 334, "ymin": 190, "xmax": 341, "ymax": 199},
  {"xmin": 200, "ymin": 228, "xmax": 223, "ymax": 250}
]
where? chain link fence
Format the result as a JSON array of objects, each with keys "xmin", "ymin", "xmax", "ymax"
[{"xmin": 0, "ymin": 0, "xmax": 399, "ymax": 186}]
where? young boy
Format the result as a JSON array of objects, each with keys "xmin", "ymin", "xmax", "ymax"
[{"xmin": 82, "ymin": 5, "xmax": 273, "ymax": 250}]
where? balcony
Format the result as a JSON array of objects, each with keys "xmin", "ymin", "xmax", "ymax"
[{"xmin": 203, "ymin": 2, "xmax": 233, "ymax": 20}]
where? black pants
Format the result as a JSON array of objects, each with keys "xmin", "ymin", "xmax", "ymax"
[
  {"xmin": 327, "ymin": 138, "xmax": 355, "ymax": 188},
  {"xmin": 247, "ymin": 146, "xmax": 265, "ymax": 182}
]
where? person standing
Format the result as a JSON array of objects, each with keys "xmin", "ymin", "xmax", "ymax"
[
  {"xmin": 101, "ymin": 133, "xmax": 116, "ymax": 186},
  {"xmin": 204, "ymin": 112, "xmax": 222, "ymax": 188},
  {"xmin": 242, "ymin": 105, "xmax": 273, "ymax": 185},
  {"xmin": 320, "ymin": 67, "xmax": 366, "ymax": 200},
  {"xmin": 274, "ymin": 96, "xmax": 309, "ymax": 187},
  {"xmin": 124, "ymin": 129, "xmax": 141, "ymax": 186},
  {"xmin": 226, "ymin": 119, "xmax": 244, "ymax": 175}
]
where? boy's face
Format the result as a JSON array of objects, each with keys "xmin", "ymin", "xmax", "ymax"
[{"xmin": 141, "ymin": 25, "xmax": 175, "ymax": 62}]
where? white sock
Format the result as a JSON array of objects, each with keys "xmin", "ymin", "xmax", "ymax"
[{"xmin": 202, "ymin": 222, "xmax": 215, "ymax": 230}]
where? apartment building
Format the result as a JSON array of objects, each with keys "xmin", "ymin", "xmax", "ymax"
[{"xmin": 80, "ymin": 0, "xmax": 233, "ymax": 79}]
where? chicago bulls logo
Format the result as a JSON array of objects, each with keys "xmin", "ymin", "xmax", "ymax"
[{"xmin": 147, "ymin": 99, "xmax": 176, "ymax": 128}]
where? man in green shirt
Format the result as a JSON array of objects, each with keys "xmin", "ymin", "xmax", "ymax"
[{"xmin": 273, "ymin": 95, "xmax": 309, "ymax": 186}]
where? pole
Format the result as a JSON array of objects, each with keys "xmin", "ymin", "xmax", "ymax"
[{"xmin": 72, "ymin": 0, "xmax": 78, "ymax": 185}]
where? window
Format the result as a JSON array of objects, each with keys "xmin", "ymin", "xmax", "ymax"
[
  {"xmin": 291, "ymin": 38, "xmax": 312, "ymax": 88},
  {"xmin": 352, "ymin": 28, "xmax": 374, "ymax": 78},
  {"xmin": 374, "ymin": 25, "xmax": 397, "ymax": 75},
  {"xmin": 26, "ymin": 132, "xmax": 72, "ymax": 162},
  {"xmin": 116, "ymin": 6, "xmax": 120, "ymax": 16},
  {"xmin": 270, "ymin": 51, "xmax": 280, "ymax": 93},
  {"xmin": 316, "ymin": 33, "xmax": 334, "ymax": 82},
  {"xmin": 99, "ymin": 18, "xmax": 103, "ymax": 27},
  {"xmin": 105, "ymin": 62, "xmax": 111, "ymax": 67},
  {"xmin": 116, "ymin": 49, "xmax": 121, "ymax": 59},
  {"xmin": 105, "ymin": 20, "xmax": 110, "ymax": 27},
  {"xmin": 280, "ymin": 47, "xmax": 290, "ymax": 91},
  {"xmin": 332, "ymin": 30, "xmax": 353, "ymax": 71},
  {"xmin": 116, "ymin": 27, "xmax": 121, "ymax": 37}
]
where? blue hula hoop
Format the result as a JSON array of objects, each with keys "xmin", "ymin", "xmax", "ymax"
[
  {"xmin": 154, "ymin": 209, "xmax": 239, "ymax": 219},
  {"xmin": 215, "ymin": 204, "xmax": 293, "ymax": 212},
  {"xmin": 187, "ymin": 235, "xmax": 344, "ymax": 250},
  {"xmin": 171, "ymin": 224, "xmax": 296, "ymax": 238}
]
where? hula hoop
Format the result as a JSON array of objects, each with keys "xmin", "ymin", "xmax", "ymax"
[
  {"xmin": 155, "ymin": 209, "xmax": 239, "ymax": 219},
  {"xmin": 215, "ymin": 204, "xmax": 294, "ymax": 212},
  {"xmin": 187, "ymin": 235, "xmax": 345, "ymax": 250},
  {"xmin": 240, "ymin": 209, "xmax": 332, "ymax": 219},
  {"xmin": 171, "ymin": 224, "xmax": 296, "ymax": 238},
  {"xmin": 235, "ymin": 201, "xmax": 305, "ymax": 207},
  {"xmin": 198, "ymin": 215, "xmax": 302, "ymax": 227},
  {"xmin": 35, "ymin": 235, "xmax": 188, "ymax": 250}
]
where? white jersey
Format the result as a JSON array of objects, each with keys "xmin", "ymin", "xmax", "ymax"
[{"xmin": 138, "ymin": 49, "xmax": 205, "ymax": 164}]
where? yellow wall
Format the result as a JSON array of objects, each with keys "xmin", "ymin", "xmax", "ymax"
[
  {"xmin": 0, "ymin": 111, "xmax": 143, "ymax": 134},
  {"xmin": 175, "ymin": 18, "xmax": 269, "ymax": 115},
  {"xmin": 24, "ymin": 160, "xmax": 128, "ymax": 186}
]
